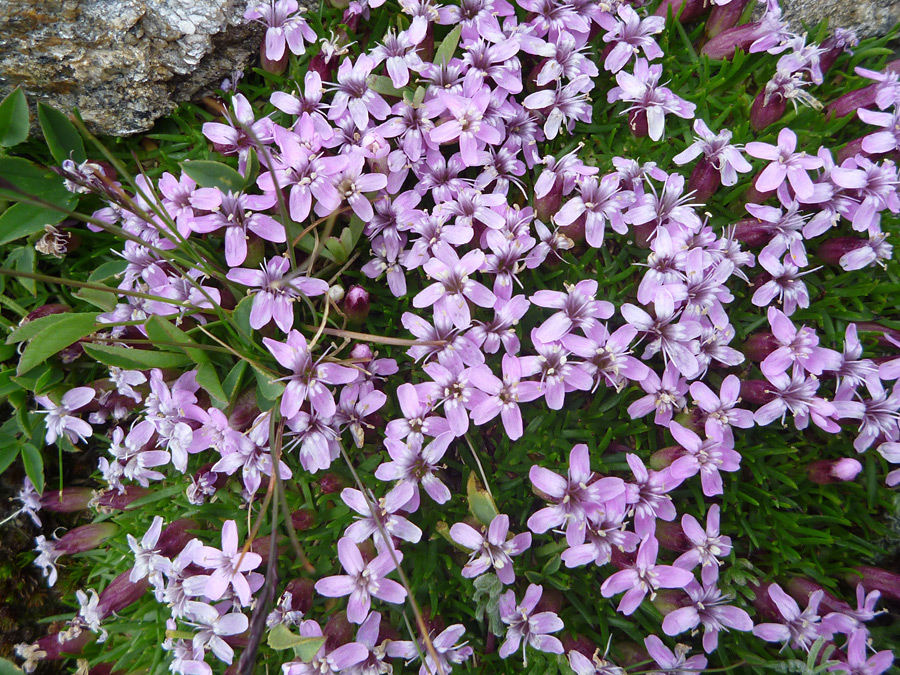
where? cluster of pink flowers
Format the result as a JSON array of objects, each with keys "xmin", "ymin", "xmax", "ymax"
[{"xmin": 11, "ymin": 0, "xmax": 900, "ymax": 673}]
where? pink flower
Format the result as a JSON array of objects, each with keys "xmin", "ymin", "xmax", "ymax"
[
  {"xmin": 192, "ymin": 520, "xmax": 262, "ymax": 606},
  {"xmin": 450, "ymin": 513, "xmax": 532, "ymax": 584},
  {"xmin": 745, "ymin": 128, "xmax": 823, "ymax": 200}
]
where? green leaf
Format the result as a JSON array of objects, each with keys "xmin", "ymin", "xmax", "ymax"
[
  {"xmin": 16, "ymin": 312, "xmax": 100, "ymax": 376},
  {"xmin": 243, "ymin": 148, "xmax": 260, "ymax": 189},
  {"xmin": 267, "ymin": 624, "xmax": 325, "ymax": 660},
  {"xmin": 434, "ymin": 25, "xmax": 462, "ymax": 65},
  {"xmin": 82, "ymin": 342, "xmax": 193, "ymax": 370},
  {"xmin": 0, "ymin": 444, "xmax": 19, "ymax": 475},
  {"xmin": 252, "ymin": 365, "xmax": 285, "ymax": 404},
  {"xmin": 0, "ymin": 157, "xmax": 72, "ymax": 202},
  {"xmin": 181, "ymin": 160, "xmax": 245, "ymax": 192},
  {"xmin": 0, "ymin": 657, "xmax": 25, "ymax": 675},
  {"xmin": 196, "ymin": 362, "xmax": 227, "ymax": 407},
  {"xmin": 38, "ymin": 103, "xmax": 86, "ymax": 164},
  {"xmin": 0, "ymin": 201, "xmax": 73, "ymax": 246},
  {"xmin": 21, "ymin": 443, "xmax": 43, "ymax": 494},
  {"xmin": 146, "ymin": 316, "xmax": 209, "ymax": 362},
  {"xmin": 367, "ymin": 75, "xmax": 404, "ymax": 98},
  {"xmin": 322, "ymin": 236, "xmax": 348, "ymax": 264},
  {"xmin": 76, "ymin": 260, "xmax": 128, "ymax": 311},
  {"xmin": 467, "ymin": 472, "xmax": 498, "ymax": 526},
  {"xmin": 7, "ymin": 311, "xmax": 73, "ymax": 344},
  {"xmin": 0, "ymin": 88, "xmax": 29, "ymax": 148},
  {"xmin": 222, "ymin": 360, "xmax": 248, "ymax": 401}
]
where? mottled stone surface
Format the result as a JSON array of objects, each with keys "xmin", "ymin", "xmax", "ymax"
[
  {"xmin": 777, "ymin": 0, "xmax": 898, "ymax": 39},
  {"xmin": 0, "ymin": 0, "xmax": 264, "ymax": 137}
]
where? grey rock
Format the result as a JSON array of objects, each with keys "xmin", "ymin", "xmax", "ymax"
[
  {"xmin": 779, "ymin": 0, "xmax": 899, "ymax": 39},
  {"xmin": 0, "ymin": 0, "xmax": 265, "ymax": 137}
]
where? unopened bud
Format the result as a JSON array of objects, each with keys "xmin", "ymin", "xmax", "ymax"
[
  {"xmin": 343, "ymin": 285, "xmax": 370, "ymax": 323},
  {"xmin": 627, "ymin": 109, "xmax": 649, "ymax": 139},
  {"xmin": 24, "ymin": 304, "xmax": 71, "ymax": 323},
  {"xmin": 740, "ymin": 380, "xmax": 775, "ymax": 405},
  {"xmin": 848, "ymin": 566, "xmax": 900, "ymax": 601},
  {"xmin": 750, "ymin": 87, "xmax": 786, "ymax": 131},
  {"xmin": 261, "ymin": 41, "xmax": 289, "ymax": 75},
  {"xmin": 743, "ymin": 332, "xmax": 779, "ymax": 361},
  {"xmin": 56, "ymin": 523, "xmax": 118, "ymax": 555},
  {"xmin": 704, "ymin": 0, "xmax": 751, "ymax": 38},
  {"xmin": 328, "ymin": 284, "xmax": 345, "ymax": 304},
  {"xmin": 349, "ymin": 343, "xmax": 374, "ymax": 363},
  {"xmin": 284, "ymin": 578, "xmax": 316, "ymax": 614},
  {"xmin": 228, "ymin": 388, "xmax": 261, "ymax": 431},
  {"xmin": 317, "ymin": 473, "xmax": 344, "ymax": 494},
  {"xmin": 701, "ymin": 23, "xmax": 762, "ymax": 60},
  {"xmin": 655, "ymin": 519, "xmax": 690, "ymax": 552},
  {"xmin": 92, "ymin": 486, "xmax": 151, "ymax": 512},
  {"xmin": 786, "ymin": 577, "xmax": 852, "ymax": 615},
  {"xmin": 826, "ymin": 85, "xmax": 878, "ymax": 119},
  {"xmin": 157, "ymin": 519, "xmax": 199, "ymax": 557},
  {"xmin": 650, "ymin": 445, "xmax": 684, "ymax": 471},
  {"xmin": 98, "ymin": 570, "xmax": 150, "ymax": 616},
  {"xmin": 654, "ymin": 0, "xmax": 710, "ymax": 23},
  {"xmin": 687, "ymin": 157, "xmax": 721, "ymax": 203},
  {"xmin": 290, "ymin": 508, "xmax": 317, "ymax": 531},
  {"xmin": 40, "ymin": 488, "xmax": 93, "ymax": 513},
  {"xmin": 817, "ymin": 237, "xmax": 868, "ymax": 266},
  {"xmin": 806, "ymin": 458, "xmax": 863, "ymax": 484},
  {"xmin": 324, "ymin": 612, "xmax": 354, "ymax": 650}
]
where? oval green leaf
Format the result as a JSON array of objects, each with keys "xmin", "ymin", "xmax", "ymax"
[
  {"xmin": 181, "ymin": 160, "xmax": 245, "ymax": 192},
  {"xmin": 38, "ymin": 103, "xmax": 86, "ymax": 164},
  {"xmin": 82, "ymin": 342, "xmax": 193, "ymax": 370},
  {"xmin": 21, "ymin": 443, "xmax": 43, "ymax": 494},
  {"xmin": 16, "ymin": 312, "xmax": 100, "ymax": 376},
  {"xmin": 0, "ymin": 88, "xmax": 29, "ymax": 148}
]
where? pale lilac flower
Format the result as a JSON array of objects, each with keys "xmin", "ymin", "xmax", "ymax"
[
  {"xmin": 282, "ymin": 619, "xmax": 368, "ymax": 675},
  {"xmin": 402, "ymin": 310, "xmax": 485, "ymax": 369},
  {"xmin": 191, "ymin": 191, "xmax": 284, "ymax": 267},
  {"xmin": 673, "ymin": 505, "xmax": 732, "ymax": 585},
  {"xmin": 104, "ymin": 422, "xmax": 171, "ymax": 489},
  {"xmin": 184, "ymin": 601, "xmax": 249, "ymax": 665},
  {"xmin": 555, "ymin": 174, "xmax": 634, "ymax": 247},
  {"xmin": 519, "ymin": 338, "xmax": 592, "ymax": 410},
  {"xmin": 385, "ymin": 382, "xmax": 450, "ymax": 444},
  {"xmin": 527, "ymin": 443, "xmax": 626, "ymax": 546},
  {"xmin": 35, "ymin": 387, "xmax": 95, "ymax": 445},
  {"xmin": 761, "ymin": 307, "xmax": 841, "ymax": 378},
  {"xmin": 330, "ymin": 54, "xmax": 392, "ymax": 130},
  {"xmin": 460, "ymin": 37, "xmax": 523, "ymax": 94},
  {"xmin": 753, "ymin": 583, "xmax": 823, "ymax": 651},
  {"xmin": 625, "ymin": 453, "xmax": 683, "ymax": 538},
  {"xmin": 745, "ymin": 128, "xmax": 823, "ymax": 200},
  {"xmin": 531, "ymin": 279, "xmax": 613, "ymax": 343},
  {"xmin": 668, "ymin": 421, "xmax": 742, "ymax": 496},
  {"xmin": 109, "ymin": 367, "xmax": 146, "ymax": 403},
  {"xmin": 192, "ymin": 520, "xmax": 262, "ymax": 606},
  {"xmin": 754, "ymin": 366, "xmax": 839, "ymax": 432},
  {"xmin": 450, "ymin": 514, "xmax": 532, "ymax": 584},
  {"xmin": 369, "ymin": 16, "xmax": 427, "ymax": 88},
  {"xmin": 561, "ymin": 499, "xmax": 640, "ymax": 568},
  {"xmin": 246, "ymin": 0, "xmax": 317, "ymax": 60},
  {"xmin": 331, "ymin": 151, "xmax": 389, "ymax": 222},
  {"xmin": 362, "ymin": 236, "xmax": 408, "ymax": 298},
  {"xmin": 520, "ymin": 31, "xmax": 599, "ymax": 86},
  {"xmin": 830, "ymin": 628, "xmax": 895, "ymax": 675},
  {"xmin": 563, "ymin": 323, "xmax": 650, "ymax": 392},
  {"xmin": 201, "ymin": 94, "xmax": 274, "ymax": 171},
  {"xmin": 600, "ymin": 535, "xmax": 694, "ymax": 615},
  {"xmin": 524, "ymin": 75, "xmax": 594, "ymax": 140},
  {"xmin": 413, "ymin": 242, "xmax": 496, "ymax": 330},
  {"xmin": 469, "ymin": 354, "xmax": 542, "ymax": 440},
  {"xmin": 431, "ymin": 82, "xmax": 503, "ymax": 166},
  {"xmin": 644, "ymin": 635, "xmax": 708, "ymax": 675},
  {"xmin": 663, "ymin": 581, "xmax": 753, "ymax": 653},
  {"xmin": 341, "ymin": 482, "xmax": 423, "ymax": 545},
  {"xmin": 128, "ymin": 515, "xmax": 170, "ymax": 587},
  {"xmin": 607, "ymin": 59, "xmax": 696, "ymax": 142},
  {"xmin": 858, "ymin": 107, "xmax": 900, "ymax": 156},
  {"xmin": 227, "ymin": 257, "xmax": 327, "ymax": 332},
  {"xmin": 470, "ymin": 295, "xmax": 531, "ymax": 355},
  {"xmin": 387, "ymin": 623, "xmax": 474, "ymax": 675},
  {"xmin": 751, "ymin": 254, "xmax": 813, "ymax": 316},
  {"xmin": 263, "ymin": 329, "xmax": 358, "ymax": 419},
  {"xmin": 673, "ymin": 119, "xmax": 752, "ymax": 186},
  {"xmin": 627, "ymin": 362, "xmax": 688, "ymax": 426},
  {"xmin": 375, "ymin": 433, "xmax": 454, "ymax": 506},
  {"xmin": 498, "ymin": 584, "xmax": 565, "ymax": 664},
  {"xmin": 314, "ymin": 538, "xmax": 407, "ymax": 623},
  {"xmin": 13, "ymin": 478, "xmax": 41, "ymax": 527},
  {"xmin": 598, "ymin": 5, "xmax": 665, "ymax": 73},
  {"xmin": 33, "ymin": 536, "xmax": 61, "ymax": 586},
  {"xmin": 284, "ymin": 407, "xmax": 341, "ymax": 473},
  {"xmin": 421, "ymin": 361, "xmax": 482, "ymax": 436},
  {"xmin": 568, "ymin": 649, "xmax": 626, "ymax": 675},
  {"xmin": 690, "ymin": 375, "xmax": 754, "ymax": 440},
  {"xmin": 622, "ymin": 297, "xmax": 701, "ymax": 379}
]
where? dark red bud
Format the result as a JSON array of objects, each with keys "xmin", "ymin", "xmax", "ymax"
[
  {"xmin": 317, "ymin": 473, "xmax": 345, "ymax": 494},
  {"xmin": 806, "ymin": 458, "xmax": 863, "ymax": 484},
  {"xmin": 158, "ymin": 519, "xmax": 199, "ymax": 557},
  {"xmin": 750, "ymin": 88, "xmax": 786, "ymax": 131},
  {"xmin": 704, "ymin": 0, "xmax": 751, "ymax": 38},
  {"xmin": 655, "ymin": 519, "xmax": 691, "ymax": 552},
  {"xmin": 826, "ymin": 84, "xmax": 878, "ymax": 119},
  {"xmin": 24, "ymin": 304, "xmax": 71, "ymax": 322},
  {"xmin": 31, "ymin": 629, "xmax": 93, "ymax": 661},
  {"xmin": 40, "ymin": 487, "xmax": 93, "ymax": 513},
  {"xmin": 98, "ymin": 570, "xmax": 150, "ymax": 617},
  {"xmin": 534, "ymin": 587, "xmax": 564, "ymax": 615},
  {"xmin": 627, "ymin": 109, "xmax": 649, "ymax": 139},
  {"xmin": 92, "ymin": 486, "xmax": 152, "ymax": 511},
  {"xmin": 290, "ymin": 508, "xmax": 317, "ymax": 531},
  {"xmin": 261, "ymin": 41, "xmax": 289, "ymax": 75},
  {"xmin": 701, "ymin": 22, "xmax": 761, "ymax": 59},
  {"xmin": 229, "ymin": 388, "xmax": 261, "ymax": 431},
  {"xmin": 654, "ymin": 0, "xmax": 710, "ymax": 22},
  {"xmin": 687, "ymin": 157, "xmax": 721, "ymax": 203},
  {"xmin": 56, "ymin": 523, "xmax": 118, "ymax": 555},
  {"xmin": 743, "ymin": 332, "xmax": 779, "ymax": 361},
  {"xmin": 848, "ymin": 566, "xmax": 900, "ymax": 601},
  {"xmin": 740, "ymin": 380, "xmax": 775, "ymax": 405},
  {"xmin": 817, "ymin": 237, "xmax": 868, "ymax": 266},
  {"xmin": 343, "ymin": 285, "xmax": 370, "ymax": 323},
  {"xmin": 786, "ymin": 577, "xmax": 852, "ymax": 615},
  {"xmin": 284, "ymin": 578, "xmax": 316, "ymax": 614},
  {"xmin": 649, "ymin": 445, "xmax": 684, "ymax": 471},
  {"xmin": 323, "ymin": 612, "xmax": 354, "ymax": 650}
]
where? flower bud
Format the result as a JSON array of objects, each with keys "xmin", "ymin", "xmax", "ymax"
[
  {"xmin": 701, "ymin": 23, "xmax": 762, "ymax": 60},
  {"xmin": 687, "ymin": 157, "xmax": 721, "ymax": 203},
  {"xmin": 836, "ymin": 137, "xmax": 871, "ymax": 164},
  {"xmin": 704, "ymin": 0, "xmax": 751, "ymax": 38},
  {"xmin": 826, "ymin": 84, "xmax": 878, "ymax": 119},
  {"xmin": 307, "ymin": 52, "xmax": 334, "ymax": 83},
  {"xmin": 742, "ymin": 178, "xmax": 776, "ymax": 207},
  {"xmin": 655, "ymin": 519, "xmax": 690, "ymax": 552},
  {"xmin": 743, "ymin": 332, "xmax": 779, "ymax": 361},
  {"xmin": 740, "ymin": 380, "xmax": 775, "ymax": 405},
  {"xmin": 24, "ymin": 304, "xmax": 71, "ymax": 323},
  {"xmin": 92, "ymin": 486, "xmax": 151, "ymax": 512},
  {"xmin": 284, "ymin": 578, "xmax": 316, "ymax": 614},
  {"xmin": 806, "ymin": 458, "xmax": 863, "ymax": 484},
  {"xmin": 229, "ymin": 388, "xmax": 261, "ymax": 431},
  {"xmin": 627, "ymin": 109, "xmax": 649, "ymax": 139},
  {"xmin": 817, "ymin": 237, "xmax": 868, "ymax": 266},
  {"xmin": 98, "ymin": 570, "xmax": 150, "ymax": 616},
  {"xmin": 260, "ymin": 40, "xmax": 289, "ymax": 75},
  {"xmin": 16, "ymin": 630, "xmax": 93, "ymax": 671},
  {"xmin": 750, "ymin": 87, "xmax": 786, "ymax": 131},
  {"xmin": 40, "ymin": 487, "xmax": 93, "ymax": 513},
  {"xmin": 534, "ymin": 587, "xmax": 564, "ymax": 615},
  {"xmin": 848, "ymin": 566, "xmax": 900, "ymax": 601},
  {"xmin": 350, "ymin": 343, "xmax": 374, "ymax": 362},
  {"xmin": 750, "ymin": 581, "xmax": 780, "ymax": 620},
  {"xmin": 317, "ymin": 473, "xmax": 345, "ymax": 494},
  {"xmin": 786, "ymin": 577, "xmax": 851, "ymax": 615},
  {"xmin": 328, "ymin": 284, "xmax": 346, "ymax": 304},
  {"xmin": 157, "ymin": 519, "xmax": 199, "ymax": 557},
  {"xmin": 654, "ymin": 0, "xmax": 710, "ymax": 23},
  {"xmin": 650, "ymin": 588, "xmax": 687, "ymax": 614},
  {"xmin": 650, "ymin": 445, "xmax": 684, "ymax": 471},
  {"xmin": 56, "ymin": 523, "xmax": 118, "ymax": 555},
  {"xmin": 290, "ymin": 508, "xmax": 317, "ymax": 531},
  {"xmin": 324, "ymin": 612, "xmax": 355, "ymax": 650},
  {"xmin": 534, "ymin": 186, "xmax": 563, "ymax": 224},
  {"xmin": 343, "ymin": 285, "xmax": 370, "ymax": 323}
]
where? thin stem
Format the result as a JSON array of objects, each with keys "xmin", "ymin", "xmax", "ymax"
[
  {"xmin": 0, "ymin": 268, "xmax": 192, "ymax": 306},
  {"xmin": 299, "ymin": 325, "xmax": 447, "ymax": 347}
]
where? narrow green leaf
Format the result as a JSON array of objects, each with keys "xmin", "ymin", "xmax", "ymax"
[
  {"xmin": 0, "ymin": 88, "xmax": 29, "ymax": 148},
  {"xmin": 0, "ymin": 444, "xmax": 19, "ymax": 475},
  {"xmin": 181, "ymin": 160, "xmax": 245, "ymax": 192},
  {"xmin": 21, "ymin": 443, "xmax": 43, "ymax": 494},
  {"xmin": 17, "ymin": 312, "xmax": 100, "ymax": 375},
  {"xmin": 38, "ymin": 103, "xmax": 86, "ymax": 164},
  {"xmin": 7, "ymin": 312, "xmax": 75, "ymax": 344},
  {"xmin": 82, "ymin": 342, "xmax": 193, "ymax": 370},
  {"xmin": 222, "ymin": 360, "xmax": 248, "ymax": 401},
  {"xmin": 434, "ymin": 25, "xmax": 462, "ymax": 65},
  {"xmin": 146, "ymin": 316, "xmax": 210, "ymax": 363},
  {"xmin": 14, "ymin": 246, "xmax": 36, "ymax": 294},
  {"xmin": 243, "ymin": 148, "xmax": 260, "ymax": 189},
  {"xmin": 367, "ymin": 75, "xmax": 404, "ymax": 98}
]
